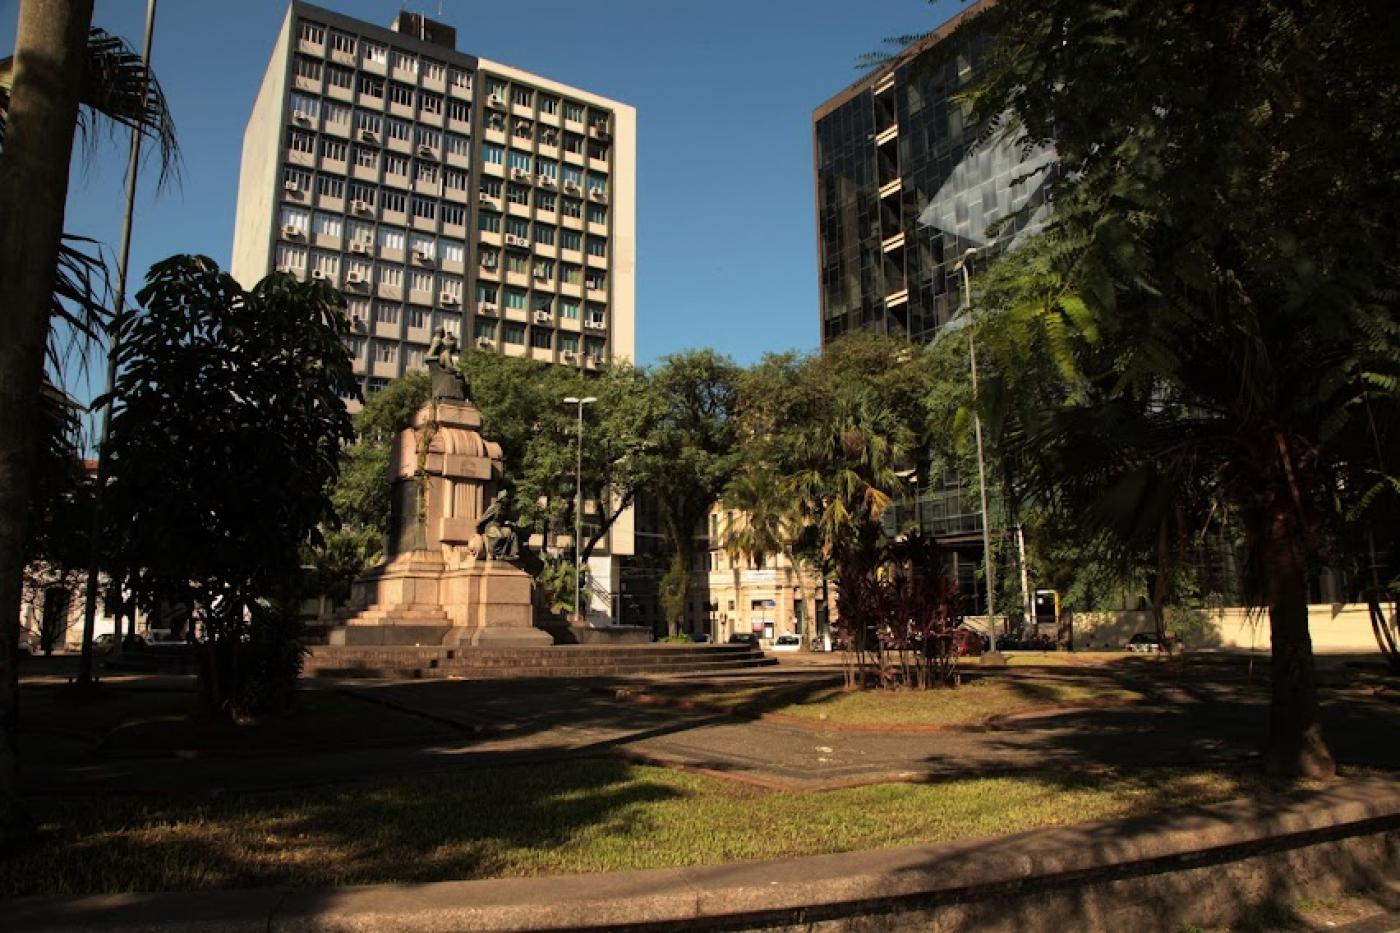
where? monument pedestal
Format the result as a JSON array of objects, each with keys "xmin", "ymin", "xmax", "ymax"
[{"xmin": 323, "ymin": 395, "xmax": 554, "ymax": 649}]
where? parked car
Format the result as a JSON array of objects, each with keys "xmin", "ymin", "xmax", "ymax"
[
  {"xmin": 1127, "ymin": 632, "xmax": 1165, "ymax": 653},
  {"xmin": 770, "ymin": 634, "xmax": 802, "ymax": 652},
  {"xmin": 950, "ymin": 627, "xmax": 986, "ymax": 657},
  {"xmin": 727, "ymin": 633, "xmax": 759, "ymax": 647},
  {"xmin": 689, "ymin": 632, "xmax": 712, "ymax": 644}
]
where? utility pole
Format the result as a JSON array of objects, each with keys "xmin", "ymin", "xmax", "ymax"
[{"xmin": 563, "ymin": 395, "xmax": 596, "ymax": 624}]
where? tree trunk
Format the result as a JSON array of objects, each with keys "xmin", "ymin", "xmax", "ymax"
[
  {"xmin": 0, "ymin": 0, "xmax": 97, "ymax": 849},
  {"xmin": 1261, "ymin": 508, "xmax": 1335, "ymax": 778}
]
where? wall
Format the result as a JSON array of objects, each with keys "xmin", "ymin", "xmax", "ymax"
[{"xmin": 1073, "ymin": 603, "xmax": 1379, "ymax": 653}]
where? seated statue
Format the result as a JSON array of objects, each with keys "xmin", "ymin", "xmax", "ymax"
[
  {"xmin": 475, "ymin": 489, "xmax": 522, "ymax": 562},
  {"xmin": 424, "ymin": 327, "xmax": 472, "ymax": 402}
]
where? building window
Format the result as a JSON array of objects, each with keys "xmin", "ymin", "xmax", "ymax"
[
  {"xmin": 312, "ymin": 212, "xmax": 341, "ymax": 237},
  {"xmin": 503, "ymin": 322, "xmax": 525, "ymax": 344},
  {"xmin": 375, "ymin": 342, "xmax": 397, "ymax": 364},
  {"xmin": 412, "ymin": 197, "xmax": 437, "ymax": 220},
  {"xmin": 283, "ymin": 166, "xmax": 312, "ymax": 191},
  {"xmin": 559, "ymin": 332, "xmax": 578, "ymax": 352},
  {"xmin": 414, "ymin": 161, "xmax": 439, "ymax": 185},
  {"xmin": 562, "ymin": 198, "xmax": 583, "ymax": 218},
  {"xmin": 562, "ymin": 165, "xmax": 583, "ymax": 186},
  {"xmin": 536, "ymin": 157, "xmax": 558, "ymax": 180},
  {"xmin": 486, "ymin": 78, "xmax": 507, "ymax": 98},
  {"xmin": 363, "ymin": 42, "xmax": 387, "ymax": 65},
  {"xmin": 480, "ymin": 178, "xmax": 502, "ymax": 199},
  {"xmin": 504, "ymin": 287, "xmax": 526, "ymax": 310},
  {"xmin": 381, "ymin": 189, "xmax": 407, "ymax": 213},
  {"xmin": 444, "ymin": 168, "xmax": 467, "ymax": 191},
  {"xmin": 355, "ymin": 112, "xmax": 382, "ymax": 136},
  {"xmin": 278, "ymin": 206, "xmax": 309, "ymax": 231},
  {"xmin": 392, "ymin": 50, "xmax": 418, "ymax": 74},
  {"xmin": 560, "ymin": 298, "xmax": 580, "ymax": 320},
  {"xmin": 586, "ymin": 271, "xmax": 606, "ymax": 291},
  {"xmin": 586, "ymin": 236, "xmax": 607, "ymax": 257},
  {"xmin": 348, "ymin": 181, "xmax": 376, "ymax": 205},
  {"xmin": 562, "ymin": 264, "xmax": 582, "ymax": 286},
  {"xmin": 409, "ymin": 270, "xmax": 434, "ymax": 294},
  {"xmin": 385, "ymin": 153, "xmax": 409, "ymax": 177},
  {"xmin": 511, "ymin": 86, "xmax": 533, "ymax": 107},
  {"xmin": 323, "ymin": 102, "xmax": 351, "ymax": 127},
  {"xmin": 409, "ymin": 232, "xmax": 436, "ymax": 258},
  {"xmin": 447, "ymin": 99, "xmax": 471, "ymax": 123},
  {"xmin": 288, "ymin": 93, "xmax": 320, "ymax": 119},
  {"xmin": 389, "ymin": 82, "xmax": 415, "ymax": 107},
  {"xmin": 321, "ymin": 137, "xmax": 348, "ymax": 161},
  {"xmin": 585, "ymin": 303, "xmax": 606, "ymax": 326},
  {"xmin": 476, "ymin": 282, "xmax": 498, "ymax": 302},
  {"xmin": 347, "ymin": 220, "xmax": 374, "ymax": 244},
  {"xmin": 387, "ymin": 118, "xmax": 411, "ymax": 143},
  {"xmin": 537, "ymin": 192, "xmax": 557, "ymax": 213},
  {"xmin": 587, "ymin": 203, "xmax": 607, "ymax": 225},
  {"xmin": 378, "ymin": 267, "xmax": 402, "ymax": 289},
  {"xmin": 405, "ymin": 345, "xmax": 424, "ymax": 368},
  {"xmin": 445, "ymin": 133, "xmax": 471, "ymax": 158},
  {"xmin": 358, "ymin": 75, "xmax": 384, "ymax": 99},
  {"xmin": 423, "ymin": 60, "xmax": 446, "ymax": 83},
  {"xmin": 298, "ymin": 20, "xmax": 325, "ymax": 44},
  {"xmin": 449, "ymin": 69, "xmax": 472, "ymax": 93},
  {"xmin": 441, "ymin": 239, "xmax": 465, "ymax": 263},
  {"xmin": 442, "ymin": 204, "xmax": 466, "ymax": 226},
  {"xmin": 294, "ymin": 55, "xmax": 322, "ymax": 82},
  {"xmin": 586, "ymin": 172, "xmax": 608, "ymax": 194},
  {"xmin": 560, "ymin": 230, "xmax": 582, "ymax": 251},
  {"xmin": 482, "ymin": 143, "xmax": 504, "ymax": 165},
  {"xmin": 563, "ymin": 132, "xmax": 583, "ymax": 154},
  {"xmin": 330, "ymin": 31, "xmax": 356, "ymax": 56},
  {"xmin": 316, "ymin": 175, "xmax": 345, "ymax": 199},
  {"xmin": 415, "ymin": 127, "xmax": 442, "ymax": 150},
  {"xmin": 539, "ymin": 94, "xmax": 559, "ymax": 115},
  {"xmin": 354, "ymin": 146, "xmax": 378, "ymax": 169},
  {"xmin": 421, "ymin": 92, "xmax": 443, "ymax": 116},
  {"xmin": 534, "ymin": 224, "xmax": 555, "ymax": 246},
  {"xmin": 530, "ymin": 328, "xmax": 552, "ymax": 349},
  {"xmin": 326, "ymin": 64, "xmax": 353, "ymax": 91},
  {"xmin": 275, "ymin": 243, "xmax": 306, "ymax": 270},
  {"xmin": 532, "ymin": 259, "xmax": 554, "ymax": 281},
  {"xmin": 474, "ymin": 319, "xmax": 496, "ymax": 340},
  {"xmin": 286, "ymin": 128, "xmax": 315, "ymax": 154},
  {"xmin": 506, "ymin": 183, "xmax": 530, "ymax": 206},
  {"xmin": 478, "ymin": 210, "xmax": 501, "ymax": 233},
  {"xmin": 311, "ymin": 251, "xmax": 340, "ymax": 278},
  {"xmin": 505, "ymin": 217, "xmax": 530, "ymax": 239},
  {"xmin": 505, "ymin": 251, "xmax": 528, "ymax": 274},
  {"xmin": 564, "ymin": 101, "xmax": 584, "ymax": 122},
  {"xmin": 507, "ymin": 150, "xmax": 531, "ymax": 172},
  {"xmin": 346, "ymin": 297, "xmax": 370, "ymax": 323}
]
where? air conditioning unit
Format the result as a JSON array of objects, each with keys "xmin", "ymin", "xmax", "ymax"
[
  {"xmin": 412, "ymin": 250, "xmax": 434, "ymax": 265},
  {"xmin": 359, "ymin": 129, "xmax": 378, "ymax": 143},
  {"xmin": 479, "ymin": 256, "xmax": 498, "ymax": 269},
  {"xmin": 510, "ymin": 167, "xmax": 529, "ymax": 181},
  {"xmin": 590, "ymin": 125, "xmax": 610, "ymax": 140},
  {"xmin": 584, "ymin": 354, "xmax": 602, "ymax": 368},
  {"xmin": 504, "ymin": 234, "xmax": 528, "ymax": 247},
  {"xmin": 478, "ymin": 302, "xmax": 497, "ymax": 315},
  {"xmin": 349, "ymin": 241, "xmax": 369, "ymax": 254},
  {"xmin": 479, "ymin": 194, "xmax": 497, "ymax": 206},
  {"xmin": 440, "ymin": 292, "xmax": 459, "ymax": 306},
  {"xmin": 586, "ymin": 320, "xmax": 606, "ymax": 331},
  {"xmin": 417, "ymin": 145, "xmax": 436, "ymax": 159},
  {"xmin": 293, "ymin": 111, "xmax": 311, "ymax": 124},
  {"xmin": 561, "ymin": 350, "xmax": 577, "ymax": 363},
  {"xmin": 590, "ymin": 189, "xmax": 608, "ymax": 202},
  {"xmin": 282, "ymin": 224, "xmax": 303, "ymax": 238},
  {"xmin": 476, "ymin": 337, "xmax": 494, "ymax": 350},
  {"xmin": 351, "ymin": 200, "xmax": 373, "ymax": 215},
  {"xmin": 563, "ymin": 180, "xmax": 580, "ymax": 194},
  {"xmin": 537, "ymin": 175, "xmax": 555, "ymax": 187},
  {"xmin": 533, "ymin": 270, "xmax": 550, "ymax": 282},
  {"xmin": 533, "ymin": 310, "xmax": 552, "ymax": 323},
  {"xmin": 487, "ymin": 94, "xmax": 505, "ymax": 108},
  {"xmin": 346, "ymin": 271, "xmax": 365, "ymax": 284},
  {"xmin": 283, "ymin": 180, "xmax": 301, "ymax": 194},
  {"xmin": 311, "ymin": 269, "xmax": 328, "ymax": 280}
]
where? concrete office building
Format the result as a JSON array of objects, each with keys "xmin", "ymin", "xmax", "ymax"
[
  {"xmin": 811, "ymin": 0, "xmax": 1052, "ymax": 610},
  {"xmin": 231, "ymin": 1, "xmax": 637, "ymax": 618}
]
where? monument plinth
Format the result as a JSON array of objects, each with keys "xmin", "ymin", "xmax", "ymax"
[{"xmin": 328, "ymin": 361, "xmax": 553, "ymax": 648}]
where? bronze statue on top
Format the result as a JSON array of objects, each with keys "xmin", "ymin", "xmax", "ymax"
[
  {"xmin": 425, "ymin": 327, "xmax": 472, "ymax": 401},
  {"xmin": 475, "ymin": 489, "xmax": 523, "ymax": 562}
]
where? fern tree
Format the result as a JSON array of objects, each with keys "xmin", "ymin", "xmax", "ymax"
[{"xmin": 970, "ymin": 0, "xmax": 1400, "ymax": 776}]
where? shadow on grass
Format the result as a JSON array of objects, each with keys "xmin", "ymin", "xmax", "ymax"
[{"xmin": 1, "ymin": 757, "xmax": 684, "ymax": 899}]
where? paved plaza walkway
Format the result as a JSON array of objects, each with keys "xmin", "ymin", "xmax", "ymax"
[{"xmin": 18, "ymin": 657, "xmax": 1400, "ymax": 795}]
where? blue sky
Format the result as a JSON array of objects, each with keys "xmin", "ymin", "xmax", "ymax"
[{"xmin": 1, "ymin": 0, "xmax": 965, "ymax": 384}]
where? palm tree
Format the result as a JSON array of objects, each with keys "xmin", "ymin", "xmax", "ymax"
[
  {"xmin": 720, "ymin": 466, "xmax": 820, "ymax": 641},
  {"xmin": 0, "ymin": 1, "xmax": 177, "ymax": 844}
]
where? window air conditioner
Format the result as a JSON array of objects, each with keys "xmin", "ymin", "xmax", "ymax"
[
  {"xmin": 283, "ymin": 180, "xmax": 300, "ymax": 193},
  {"xmin": 360, "ymin": 129, "xmax": 378, "ymax": 143},
  {"xmin": 533, "ymin": 310, "xmax": 552, "ymax": 323},
  {"xmin": 479, "ymin": 302, "xmax": 496, "ymax": 314},
  {"xmin": 537, "ymin": 175, "xmax": 554, "ymax": 187},
  {"xmin": 293, "ymin": 111, "xmax": 311, "ymax": 124},
  {"xmin": 350, "ymin": 242, "xmax": 368, "ymax": 254},
  {"xmin": 282, "ymin": 225, "xmax": 303, "ymax": 238},
  {"xmin": 561, "ymin": 350, "xmax": 577, "ymax": 362},
  {"xmin": 477, "ymin": 337, "xmax": 494, "ymax": 349},
  {"xmin": 346, "ymin": 271, "xmax": 365, "ymax": 284},
  {"xmin": 311, "ymin": 269, "xmax": 328, "ymax": 280},
  {"xmin": 440, "ymin": 292, "xmax": 459, "ymax": 306}
]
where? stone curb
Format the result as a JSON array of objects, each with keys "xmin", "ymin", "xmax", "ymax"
[{"xmin": 6, "ymin": 779, "xmax": 1399, "ymax": 932}]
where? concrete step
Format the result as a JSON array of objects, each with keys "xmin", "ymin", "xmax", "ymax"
[{"xmin": 305, "ymin": 657, "xmax": 779, "ymax": 680}]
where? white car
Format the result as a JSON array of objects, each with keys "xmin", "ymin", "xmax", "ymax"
[{"xmin": 771, "ymin": 634, "xmax": 803, "ymax": 652}]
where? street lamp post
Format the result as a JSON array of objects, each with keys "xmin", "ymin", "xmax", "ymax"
[
  {"xmin": 563, "ymin": 395, "xmax": 596, "ymax": 624},
  {"xmin": 953, "ymin": 248, "xmax": 1001, "ymax": 660}
]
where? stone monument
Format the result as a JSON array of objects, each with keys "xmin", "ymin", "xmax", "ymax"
[{"xmin": 327, "ymin": 340, "xmax": 553, "ymax": 647}]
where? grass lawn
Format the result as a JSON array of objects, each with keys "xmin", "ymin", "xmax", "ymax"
[
  {"xmin": 20, "ymin": 684, "xmax": 460, "ymax": 754},
  {"xmin": 2, "ymin": 760, "xmax": 1273, "ymax": 899}
]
